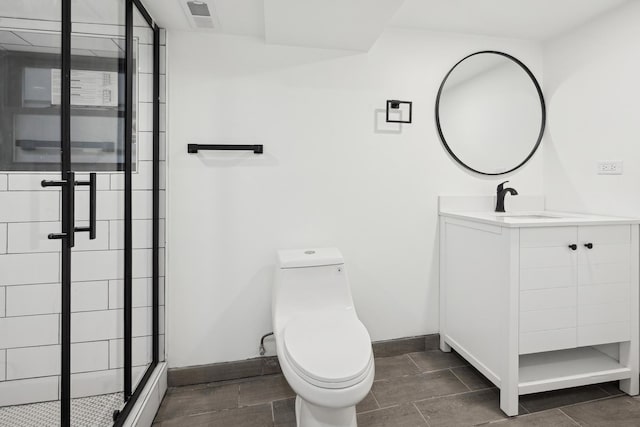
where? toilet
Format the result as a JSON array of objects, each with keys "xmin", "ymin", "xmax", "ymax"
[{"xmin": 272, "ymin": 248, "xmax": 375, "ymax": 427}]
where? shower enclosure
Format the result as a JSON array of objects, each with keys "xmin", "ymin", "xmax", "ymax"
[{"xmin": 0, "ymin": 0, "xmax": 163, "ymax": 425}]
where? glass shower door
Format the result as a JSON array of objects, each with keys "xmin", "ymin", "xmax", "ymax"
[
  {"xmin": 130, "ymin": 3, "xmax": 155, "ymax": 393},
  {"xmin": 0, "ymin": 1, "xmax": 65, "ymax": 426},
  {"xmin": 69, "ymin": 0, "xmax": 128, "ymax": 425},
  {"xmin": 0, "ymin": 1, "xmax": 156, "ymax": 425}
]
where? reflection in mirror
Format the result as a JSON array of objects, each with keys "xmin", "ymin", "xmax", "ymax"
[{"xmin": 436, "ymin": 51, "xmax": 545, "ymax": 175}]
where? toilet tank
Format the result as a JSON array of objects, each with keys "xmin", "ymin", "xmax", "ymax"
[{"xmin": 273, "ymin": 248, "xmax": 355, "ymax": 328}]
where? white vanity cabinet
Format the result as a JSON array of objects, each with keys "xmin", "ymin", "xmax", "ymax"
[
  {"xmin": 520, "ymin": 225, "xmax": 632, "ymax": 354},
  {"xmin": 439, "ymin": 203, "xmax": 639, "ymax": 416}
]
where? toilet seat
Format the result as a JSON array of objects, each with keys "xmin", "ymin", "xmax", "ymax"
[{"xmin": 283, "ymin": 309, "xmax": 373, "ymax": 390}]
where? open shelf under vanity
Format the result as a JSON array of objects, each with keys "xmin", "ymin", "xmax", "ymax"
[{"xmin": 519, "ymin": 346, "xmax": 631, "ymax": 395}]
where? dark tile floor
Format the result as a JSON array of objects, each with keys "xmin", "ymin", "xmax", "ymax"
[{"xmin": 153, "ymin": 350, "xmax": 640, "ymax": 426}]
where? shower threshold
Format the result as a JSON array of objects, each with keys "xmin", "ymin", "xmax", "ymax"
[{"xmin": 0, "ymin": 392, "xmax": 124, "ymax": 427}]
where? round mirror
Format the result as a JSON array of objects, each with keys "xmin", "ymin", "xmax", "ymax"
[{"xmin": 435, "ymin": 51, "xmax": 545, "ymax": 175}]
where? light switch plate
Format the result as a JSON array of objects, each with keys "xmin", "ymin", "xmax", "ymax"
[{"xmin": 597, "ymin": 161, "xmax": 623, "ymax": 175}]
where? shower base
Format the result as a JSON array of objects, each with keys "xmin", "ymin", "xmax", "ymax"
[{"xmin": 0, "ymin": 392, "xmax": 124, "ymax": 427}]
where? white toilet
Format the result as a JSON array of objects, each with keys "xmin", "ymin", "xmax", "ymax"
[{"xmin": 272, "ymin": 248, "xmax": 375, "ymax": 427}]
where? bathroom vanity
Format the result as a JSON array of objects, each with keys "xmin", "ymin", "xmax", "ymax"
[{"xmin": 439, "ymin": 196, "xmax": 640, "ymax": 416}]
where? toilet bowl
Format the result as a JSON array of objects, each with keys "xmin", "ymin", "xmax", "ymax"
[{"xmin": 272, "ymin": 248, "xmax": 375, "ymax": 427}]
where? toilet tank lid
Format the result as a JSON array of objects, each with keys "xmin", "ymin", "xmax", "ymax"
[{"xmin": 277, "ymin": 248, "xmax": 344, "ymax": 268}]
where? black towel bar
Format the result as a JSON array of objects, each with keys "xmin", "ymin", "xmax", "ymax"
[{"xmin": 187, "ymin": 144, "xmax": 263, "ymax": 154}]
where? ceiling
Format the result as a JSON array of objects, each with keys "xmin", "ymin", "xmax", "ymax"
[
  {"xmin": 264, "ymin": 0, "xmax": 404, "ymax": 51},
  {"xmin": 390, "ymin": 0, "xmax": 630, "ymax": 41},
  {"xmin": 0, "ymin": 0, "xmax": 150, "ymax": 26},
  {"xmin": 141, "ymin": 0, "xmax": 631, "ymax": 50},
  {"xmin": 142, "ymin": 0, "xmax": 265, "ymax": 37}
]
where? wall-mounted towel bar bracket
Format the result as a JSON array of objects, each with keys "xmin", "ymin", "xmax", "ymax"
[{"xmin": 187, "ymin": 144, "xmax": 264, "ymax": 154}]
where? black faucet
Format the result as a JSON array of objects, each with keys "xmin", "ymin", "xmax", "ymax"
[{"xmin": 495, "ymin": 181, "xmax": 518, "ymax": 213}]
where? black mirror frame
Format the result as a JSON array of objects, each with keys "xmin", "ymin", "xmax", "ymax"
[{"xmin": 435, "ymin": 50, "xmax": 546, "ymax": 176}]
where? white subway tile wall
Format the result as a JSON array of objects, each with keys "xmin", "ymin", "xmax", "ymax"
[
  {"xmin": 71, "ymin": 250, "xmax": 124, "ymax": 282},
  {"xmin": 0, "ymin": 315, "xmax": 59, "ymax": 348},
  {"xmin": 7, "ymin": 174, "xmax": 61, "ymax": 191},
  {"xmin": 110, "ymin": 161, "xmax": 154, "ymax": 190},
  {"xmin": 108, "ymin": 278, "xmax": 153, "ymax": 309},
  {"xmin": 108, "ymin": 336, "xmax": 152, "ymax": 369},
  {"xmin": 7, "ymin": 221, "xmax": 110, "ymax": 253},
  {"xmin": 109, "ymin": 219, "xmax": 154, "ymax": 249},
  {"xmin": 0, "ymin": 351, "xmax": 5, "ymax": 381},
  {"xmin": 71, "ymin": 341, "xmax": 110, "ymax": 374},
  {"xmin": 138, "ymin": 132, "xmax": 154, "ymax": 161},
  {"xmin": 0, "ymin": 224, "xmax": 6, "ymax": 254},
  {"xmin": 0, "ymin": 28, "xmax": 166, "ymax": 406},
  {"xmin": 0, "ymin": 253, "xmax": 60, "ymax": 286},
  {"xmin": 71, "ymin": 281, "xmax": 109, "ymax": 312},
  {"xmin": 0, "ymin": 192, "xmax": 60, "ymax": 222},
  {"xmin": 0, "ymin": 377, "xmax": 59, "ymax": 407},
  {"xmin": 6, "ymin": 283, "xmax": 60, "ymax": 316},
  {"xmin": 71, "ymin": 310, "xmax": 123, "ymax": 343},
  {"xmin": 71, "ymin": 369, "xmax": 122, "ymax": 399},
  {"xmin": 6, "ymin": 345, "xmax": 60, "ymax": 380}
]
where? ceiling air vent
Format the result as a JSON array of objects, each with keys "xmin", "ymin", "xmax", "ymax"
[{"xmin": 181, "ymin": 1, "xmax": 216, "ymax": 29}]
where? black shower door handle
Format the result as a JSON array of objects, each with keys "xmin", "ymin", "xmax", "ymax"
[
  {"xmin": 75, "ymin": 173, "xmax": 97, "ymax": 239},
  {"xmin": 42, "ymin": 171, "xmax": 76, "ymax": 247}
]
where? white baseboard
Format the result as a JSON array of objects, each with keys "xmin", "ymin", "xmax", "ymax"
[{"xmin": 123, "ymin": 362, "xmax": 168, "ymax": 427}]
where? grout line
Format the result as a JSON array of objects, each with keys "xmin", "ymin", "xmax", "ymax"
[
  {"xmin": 10, "ymin": 31, "xmax": 31, "ymax": 46},
  {"xmin": 554, "ymin": 393, "xmax": 619, "ymax": 410},
  {"xmin": 411, "ymin": 388, "xmax": 479, "ymax": 406},
  {"xmin": 406, "ymin": 352, "xmax": 422, "ymax": 370},
  {"xmin": 420, "ymin": 362, "xmax": 469, "ymax": 374},
  {"xmin": 0, "ymin": 246, "xmax": 150, "ymax": 256},
  {"xmin": 595, "ymin": 383, "xmax": 624, "ymax": 397},
  {"xmin": 369, "ymin": 389, "xmax": 382, "ymax": 410},
  {"xmin": 356, "ymin": 403, "xmax": 400, "ymax": 415},
  {"xmin": 412, "ymin": 401, "xmax": 431, "ymax": 426},
  {"xmin": 1, "ymin": 303, "xmax": 153, "ymax": 319},
  {"xmin": 449, "ymin": 367, "xmax": 472, "ymax": 391},
  {"xmin": 558, "ymin": 408, "xmax": 584, "ymax": 426},
  {"xmin": 236, "ymin": 382, "xmax": 240, "ymax": 410},
  {"xmin": 0, "ymin": 332, "xmax": 154, "ymax": 351}
]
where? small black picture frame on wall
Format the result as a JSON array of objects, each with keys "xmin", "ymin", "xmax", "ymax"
[{"xmin": 386, "ymin": 100, "xmax": 412, "ymax": 123}]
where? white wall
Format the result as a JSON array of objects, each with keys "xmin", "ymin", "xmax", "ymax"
[
  {"xmin": 543, "ymin": 1, "xmax": 640, "ymax": 216},
  {"xmin": 166, "ymin": 29, "xmax": 546, "ymax": 368}
]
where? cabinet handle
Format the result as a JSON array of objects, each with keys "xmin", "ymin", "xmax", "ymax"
[
  {"xmin": 584, "ymin": 243, "xmax": 593, "ymax": 249},
  {"xmin": 568, "ymin": 244, "xmax": 577, "ymax": 250}
]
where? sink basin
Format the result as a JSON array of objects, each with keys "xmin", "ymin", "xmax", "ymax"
[
  {"xmin": 503, "ymin": 215, "xmax": 560, "ymax": 219},
  {"xmin": 495, "ymin": 213, "xmax": 568, "ymax": 219}
]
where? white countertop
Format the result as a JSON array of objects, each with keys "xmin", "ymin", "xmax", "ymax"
[{"xmin": 439, "ymin": 210, "xmax": 640, "ymax": 228}]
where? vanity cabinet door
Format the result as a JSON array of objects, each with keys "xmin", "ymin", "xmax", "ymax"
[
  {"xmin": 519, "ymin": 227, "xmax": 578, "ymax": 354},
  {"xmin": 577, "ymin": 225, "xmax": 631, "ymax": 346}
]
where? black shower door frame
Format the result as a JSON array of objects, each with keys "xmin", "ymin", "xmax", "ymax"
[{"xmin": 56, "ymin": 1, "xmax": 161, "ymax": 425}]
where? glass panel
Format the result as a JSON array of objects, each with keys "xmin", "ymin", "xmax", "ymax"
[
  {"xmin": 69, "ymin": 0, "xmax": 127, "ymax": 172},
  {"xmin": 0, "ymin": 1, "xmax": 63, "ymax": 425},
  {"xmin": 131, "ymin": 4, "xmax": 154, "ymax": 392},
  {"xmin": 70, "ymin": 0, "xmax": 126, "ymax": 425},
  {"xmin": 0, "ymin": 3, "xmax": 63, "ymax": 171}
]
